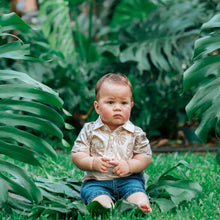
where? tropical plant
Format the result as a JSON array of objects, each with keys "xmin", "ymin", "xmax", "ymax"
[
  {"xmin": 0, "ymin": 12, "xmax": 68, "ymax": 212},
  {"xmin": 183, "ymin": 14, "xmax": 220, "ymax": 164},
  {"xmin": 146, "ymin": 160, "xmax": 202, "ymax": 212},
  {"xmin": 11, "ymin": 0, "xmax": 219, "ymax": 141},
  {"xmin": 39, "ymin": 0, "xmax": 76, "ymax": 62},
  {"xmin": 98, "ymin": 0, "xmax": 212, "ymax": 72},
  {"xmin": 96, "ymin": 0, "xmax": 215, "ymax": 137},
  {"xmin": 35, "ymin": 0, "xmax": 211, "ymax": 139}
]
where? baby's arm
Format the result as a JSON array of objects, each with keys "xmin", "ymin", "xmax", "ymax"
[
  {"xmin": 71, "ymin": 151, "xmax": 93, "ymax": 171},
  {"xmin": 127, "ymin": 153, "xmax": 151, "ymax": 173},
  {"xmin": 71, "ymin": 151, "xmax": 111, "ymax": 173}
]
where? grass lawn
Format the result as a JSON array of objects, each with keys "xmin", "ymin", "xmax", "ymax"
[{"xmin": 2, "ymin": 151, "xmax": 220, "ymax": 219}]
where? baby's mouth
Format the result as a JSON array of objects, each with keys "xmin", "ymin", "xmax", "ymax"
[{"xmin": 113, "ymin": 114, "xmax": 122, "ymax": 118}]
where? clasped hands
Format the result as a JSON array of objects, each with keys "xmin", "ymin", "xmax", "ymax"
[{"xmin": 92, "ymin": 156, "xmax": 130, "ymax": 177}]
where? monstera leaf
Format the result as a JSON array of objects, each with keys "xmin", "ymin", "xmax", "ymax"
[
  {"xmin": 0, "ymin": 13, "xmax": 67, "ymax": 211},
  {"xmin": 111, "ymin": 0, "xmax": 156, "ymax": 27},
  {"xmin": 98, "ymin": 0, "xmax": 209, "ymax": 73},
  {"xmin": 183, "ymin": 14, "xmax": 220, "ymax": 164}
]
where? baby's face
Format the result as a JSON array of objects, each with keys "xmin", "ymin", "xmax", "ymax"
[{"xmin": 94, "ymin": 82, "xmax": 133, "ymax": 131}]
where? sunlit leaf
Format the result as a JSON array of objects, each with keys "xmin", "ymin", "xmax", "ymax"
[
  {"xmin": 193, "ymin": 33, "xmax": 220, "ymax": 60},
  {"xmin": 0, "ymin": 181, "xmax": 8, "ymax": 208},
  {"xmin": 147, "ymin": 160, "xmax": 202, "ymax": 212},
  {"xmin": 185, "ymin": 78, "xmax": 220, "ymax": 143},
  {"xmin": 114, "ymin": 199, "xmax": 138, "ymax": 214},
  {"xmin": 0, "ymin": 159, "xmax": 42, "ymax": 203},
  {"xmin": 183, "ymin": 54, "xmax": 220, "ymax": 91},
  {"xmin": 0, "ymin": 99, "xmax": 64, "ymax": 124},
  {"xmin": 183, "ymin": 13, "xmax": 220, "ymax": 147},
  {"xmin": 0, "ymin": 126, "xmax": 57, "ymax": 160},
  {"xmin": 119, "ymin": 45, "xmax": 136, "ymax": 63},
  {"xmin": 159, "ymin": 160, "xmax": 191, "ymax": 180},
  {"xmin": 0, "ymin": 84, "xmax": 63, "ymax": 107},
  {"xmin": 38, "ymin": 188, "xmax": 69, "ymax": 206},
  {"xmin": 201, "ymin": 14, "xmax": 220, "ymax": 30},
  {"xmin": 8, "ymin": 193, "xmax": 33, "ymax": 211},
  {"xmin": 36, "ymin": 181, "xmax": 80, "ymax": 199},
  {"xmin": 0, "ymin": 112, "xmax": 63, "ymax": 139},
  {"xmin": 0, "ymin": 139, "xmax": 41, "ymax": 166},
  {"xmin": 39, "ymin": 0, "xmax": 76, "ymax": 60},
  {"xmin": 0, "ymin": 12, "xmax": 30, "ymax": 33},
  {"xmin": 62, "ymin": 139, "xmax": 71, "ymax": 148},
  {"xmin": 151, "ymin": 198, "xmax": 176, "ymax": 213},
  {"xmin": 64, "ymin": 123, "xmax": 74, "ymax": 130},
  {"xmin": 0, "ymin": 69, "xmax": 59, "ymax": 96}
]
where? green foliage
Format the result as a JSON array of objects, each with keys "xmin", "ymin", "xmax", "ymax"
[
  {"xmin": 39, "ymin": 0, "xmax": 76, "ymax": 61},
  {"xmin": 86, "ymin": 160, "xmax": 202, "ymax": 215},
  {"xmin": 94, "ymin": 0, "xmax": 214, "ymax": 137},
  {"xmin": 1, "ymin": 152, "xmax": 219, "ymax": 219},
  {"xmin": 3, "ymin": 1, "xmax": 219, "ymax": 141},
  {"xmin": 183, "ymin": 14, "xmax": 220, "ymax": 163},
  {"xmin": 33, "ymin": 0, "xmax": 217, "ymax": 139},
  {"xmin": 111, "ymin": 0, "xmax": 157, "ymax": 27},
  {"xmin": 0, "ymin": 13, "xmax": 67, "ymax": 212},
  {"xmin": 147, "ymin": 160, "xmax": 202, "ymax": 212},
  {"xmin": 27, "ymin": 177, "xmax": 87, "ymax": 218},
  {"xmin": 99, "ymin": 0, "xmax": 209, "ymax": 73}
]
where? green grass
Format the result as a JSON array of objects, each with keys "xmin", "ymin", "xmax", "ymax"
[{"xmin": 1, "ymin": 151, "xmax": 220, "ymax": 219}]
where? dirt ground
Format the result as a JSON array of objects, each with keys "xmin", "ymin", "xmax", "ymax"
[{"xmin": 151, "ymin": 136, "xmax": 219, "ymax": 153}]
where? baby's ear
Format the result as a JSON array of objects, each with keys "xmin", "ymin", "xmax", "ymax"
[{"xmin": 94, "ymin": 101, "xmax": 100, "ymax": 114}]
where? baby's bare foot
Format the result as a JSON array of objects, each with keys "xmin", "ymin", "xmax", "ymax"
[{"xmin": 139, "ymin": 204, "xmax": 152, "ymax": 213}]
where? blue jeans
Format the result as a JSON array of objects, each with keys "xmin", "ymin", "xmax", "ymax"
[{"xmin": 81, "ymin": 173, "xmax": 146, "ymax": 204}]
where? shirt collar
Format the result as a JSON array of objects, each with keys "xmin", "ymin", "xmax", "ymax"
[
  {"xmin": 122, "ymin": 120, "xmax": 135, "ymax": 133},
  {"xmin": 93, "ymin": 116, "xmax": 104, "ymax": 130},
  {"xmin": 93, "ymin": 116, "xmax": 135, "ymax": 133}
]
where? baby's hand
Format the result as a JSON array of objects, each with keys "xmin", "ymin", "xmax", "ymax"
[
  {"xmin": 110, "ymin": 159, "xmax": 130, "ymax": 177},
  {"xmin": 92, "ymin": 156, "xmax": 111, "ymax": 173}
]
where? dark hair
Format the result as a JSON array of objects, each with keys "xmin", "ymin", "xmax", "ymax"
[{"xmin": 95, "ymin": 73, "xmax": 133, "ymax": 100}]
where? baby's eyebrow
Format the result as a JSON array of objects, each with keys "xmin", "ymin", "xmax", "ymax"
[{"xmin": 106, "ymin": 97, "xmax": 115, "ymax": 99}]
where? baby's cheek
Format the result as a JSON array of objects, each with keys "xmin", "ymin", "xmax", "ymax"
[{"xmin": 123, "ymin": 108, "xmax": 131, "ymax": 118}]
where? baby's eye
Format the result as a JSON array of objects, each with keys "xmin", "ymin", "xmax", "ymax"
[
  {"xmin": 108, "ymin": 101, "xmax": 114, "ymax": 104},
  {"xmin": 121, "ymin": 101, "xmax": 128, "ymax": 105}
]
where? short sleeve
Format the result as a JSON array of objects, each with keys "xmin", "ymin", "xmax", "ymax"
[
  {"xmin": 71, "ymin": 123, "xmax": 91, "ymax": 153},
  {"xmin": 134, "ymin": 127, "xmax": 152, "ymax": 155}
]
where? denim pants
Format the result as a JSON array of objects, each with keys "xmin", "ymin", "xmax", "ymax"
[{"xmin": 81, "ymin": 173, "xmax": 146, "ymax": 204}]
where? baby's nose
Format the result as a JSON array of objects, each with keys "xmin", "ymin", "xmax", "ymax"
[{"xmin": 113, "ymin": 103, "xmax": 121, "ymax": 110}]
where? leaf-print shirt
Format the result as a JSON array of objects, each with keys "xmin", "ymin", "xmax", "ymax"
[{"xmin": 72, "ymin": 117, "xmax": 152, "ymax": 181}]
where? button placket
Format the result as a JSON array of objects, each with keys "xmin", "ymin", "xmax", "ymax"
[{"xmin": 106, "ymin": 134, "xmax": 114, "ymax": 158}]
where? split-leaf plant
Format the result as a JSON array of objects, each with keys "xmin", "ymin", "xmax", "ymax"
[
  {"xmin": 95, "ymin": 0, "xmax": 215, "ymax": 137},
  {"xmin": 36, "ymin": 0, "xmax": 215, "ymax": 139},
  {"xmin": 183, "ymin": 14, "xmax": 220, "ymax": 164},
  {"xmin": 0, "ymin": 9, "xmax": 204, "ymax": 219},
  {"xmin": 0, "ymin": 12, "xmax": 67, "ymax": 213}
]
